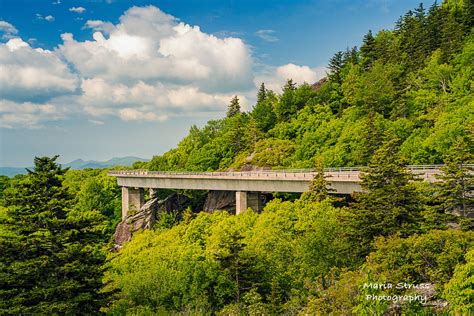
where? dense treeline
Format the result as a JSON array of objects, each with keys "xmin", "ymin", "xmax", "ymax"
[
  {"xmin": 0, "ymin": 161, "xmax": 122, "ymax": 313},
  {"xmin": 0, "ymin": 0, "xmax": 473, "ymax": 314}
]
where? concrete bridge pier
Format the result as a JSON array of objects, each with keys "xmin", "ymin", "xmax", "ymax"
[
  {"xmin": 122, "ymin": 187, "xmax": 144, "ymax": 219},
  {"xmin": 235, "ymin": 191, "xmax": 262, "ymax": 215}
]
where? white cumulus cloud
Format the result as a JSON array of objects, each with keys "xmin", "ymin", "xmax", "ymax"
[
  {"xmin": 0, "ymin": 5, "xmax": 323, "ymax": 129},
  {"xmin": 0, "ymin": 100, "xmax": 64, "ymax": 129},
  {"xmin": 255, "ymin": 63, "xmax": 327, "ymax": 92},
  {"xmin": 0, "ymin": 21, "xmax": 18, "ymax": 39},
  {"xmin": 83, "ymin": 20, "xmax": 115, "ymax": 34},
  {"xmin": 36, "ymin": 14, "xmax": 55, "ymax": 22},
  {"xmin": 0, "ymin": 38, "xmax": 79, "ymax": 103},
  {"xmin": 69, "ymin": 6, "xmax": 86, "ymax": 14},
  {"xmin": 59, "ymin": 6, "xmax": 253, "ymax": 92}
]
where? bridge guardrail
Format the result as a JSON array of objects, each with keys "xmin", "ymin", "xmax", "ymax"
[{"xmin": 108, "ymin": 164, "xmax": 473, "ymax": 178}]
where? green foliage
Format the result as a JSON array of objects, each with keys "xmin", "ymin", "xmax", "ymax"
[
  {"xmin": 443, "ymin": 249, "xmax": 474, "ymax": 313},
  {"xmin": 227, "ymin": 96, "xmax": 241, "ymax": 118},
  {"xmin": 249, "ymin": 139, "xmax": 295, "ymax": 167},
  {"xmin": 436, "ymin": 136, "xmax": 474, "ymax": 220},
  {"xmin": 300, "ymin": 159, "xmax": 335, "ymax": 203},
  {"xmin": 106, "ymin": 3, "xmax": 474, "ymax": 314},
  {"xmin": 306, "ymin": 230, "xmax": 473, "ymax": 315},
  {"xmin": 252, "ymin": 85, "xmax": 277, "ymax": 132},
  {"xmin": 366, "ymin": 230, "xmax": 473, "ymax": 286},
  {"xmin": 0, "ymin": 156, "xmax": 107, "ymax": 314},
  {"xmin": 349, "ymin": 138, "xmax": 426, "ymax": 257},
  {"xmin": 360, "ymin": 30, "xmax": 377, "ymax": 70},
  {"xmin": 105, "ymin": 198, "xmax": 359, "ymax": 313}
]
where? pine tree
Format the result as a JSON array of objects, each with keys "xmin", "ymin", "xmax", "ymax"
[
  {"xmin": 436, "ymin": 137, "xmax": 473, "ymax": 219},
  {"xmin": 275, "ymin": 79, "xmax": 297, "ymax": 122},
  {"xmin": 350, "ymin": 138, "xmax": 424, "ymax": 255},
  {"xmin": 252, "ymin": 89, "xmax": 277, "ymax": 132},
  {"xmin": 301, "ymin": 160, "xmax": 335, "ymax": 202},
  {"xmin": 0, "ymin": 156, "xmax": 107, "ymax": 314},
  {"xmin": 227, "ymin": 96, "xmax": 241, "ymax": 118},
  {"xmin": 358, "ymin": 112, "xmax": 383, "ymax": 165},
  {"xmin": 343, "ymin": 46, "xmax": 359, "ymax": 65},
  {"xmin": 328, "ymin": 51, "xmax": 345, "ymax": 82},
  {"xmin": 360, "ymin": 30, "xmax": 377, "ymax": 70},
  {"xmin": 256, "ymin": 83, "xmax": 267, "ymax": 104},
  {"xmin": 427, "ymin": 1, "xmax": 442, "ymax": 52}
]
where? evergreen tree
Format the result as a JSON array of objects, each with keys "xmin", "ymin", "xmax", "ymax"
[
  {"xmin": 301, "ymin": 160, "xmax": 335, "ymax": 202},
  {"xmin": 343, "ymin": 46, "xmax": 359, "ymax": 65},
  {"xmin": 328, "ymin": 51, "xmax": 345, "ymax": 82},
  {"xmin": 439, "ymin": 4, "xmax": 467, "ymax": 62},
  {"xmin": 358, "ymin": 112, "xmax": 383, "ymax": 165},
  {"xmin": 252, "ymin": 99, "xmax": 276, "ymax": 133},
  {"xmin": 436, "ymin": 137, "xmax": 474, "ymax": 219},
  {"xmin": 275, "ymin": 79, "xmax": 297, "ymax": 122},
  {"xmin": 350, "ymin": 138, "xmax": 424, "ymax": 255},
  {"xmin": 360, "ymin": 30, "xmax": 377, "ymax": 70},
  {"xmin": 0, "ymin": 156, "xmax": 107, "ymax": 314},
  {"xmin": 252, "ymin": 84, "xmax": 277, "ymax": 132},
  {"xmin": 256, "ymin": 83, "xmax": 267, "ymax": 104},
  {"xmin": 427, "ymin": 1, "xmax": 442, "ymax": 52},
  {"xmin": 227, "ymin": 96, "xmax": 241, "ymax": 118}
]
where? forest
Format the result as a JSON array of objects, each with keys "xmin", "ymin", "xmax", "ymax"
[{"xmin": 0, "ymin": 0, "xmax": 473, "ymax": 314}]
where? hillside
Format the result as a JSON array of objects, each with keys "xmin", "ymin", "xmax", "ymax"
[{"xmin": 136, "ymin": 2, "xmax": 473, "ymax": 173}]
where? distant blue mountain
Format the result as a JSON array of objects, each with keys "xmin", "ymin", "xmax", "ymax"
[
  {"xmin": 0, "ymin": 167, "xmax": 29, "ymax": 177},
  {"xmin": 0, "ymin": 156, "xmax": 149, "ymax": 177},
  {"xmin": 62, "ymin": 156, "xmax": 149, "ymax": 169}
]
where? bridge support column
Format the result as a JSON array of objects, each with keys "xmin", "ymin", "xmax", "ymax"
[
  {"xmin": 235, "ymin": 191, "xmax": 262, "ymax": 214},
  {"xmin": 122, "ymin": 187, "xmax": 144, "ymax": 220},
  {"xmin": 247, "ymin": 192, "xmax": 262, "ymax": 212},
  {"xmin": 235, "ymin": 191, "xmax": 248, "ymax": 215}
]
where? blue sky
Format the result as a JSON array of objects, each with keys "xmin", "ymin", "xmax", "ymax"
[{"xmin": 0, "ymin": 0, "xmax": 434, "ymax": 167}]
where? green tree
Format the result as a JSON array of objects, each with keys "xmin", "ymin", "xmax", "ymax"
[
  {"xmin": 275, "ymin": 79, "xmax": 297, "ymax": 122},
  {"xmin": 328, "ymin": 51, "xmax": 345, "ymax": 83},
  {"xmin": 256, "ymin": 82, "xmax": 267, "ymax": 104},
  {"xmin": 443, "ymin": 249, "xmax": 474, "ymax": 314},
  {"xmin": 360, "ymin": 30, "xmax": 377, "ymax": 70},
  {"xmin": 252, "ymin": 87, "xmax": 277, "ymax": 132},
  {"xmin": 227, "ymin": 96, "xmax": 241, "ymax": 118},
  {"xmin": 301, "ymin": 160, "xmax": 334, "ymax": 202},
  {"xmin": 436, "ymin": 136, "xmax": 474, "ymax": 219},
  {"xmin": 343, "ymin": 46, "xmax": 359, "ymax": 65},
  {"xmin": 350, "ymin": 138, "xmax": 424, "ymax": 255},
  {"xmin": 0, "ymin": 156, "xmax": 107, "ymax": 314}
]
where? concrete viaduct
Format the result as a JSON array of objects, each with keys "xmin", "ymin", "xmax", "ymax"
[{"xmin": 108, "ymin": 165, "xmax": 448, "ymax": 219}]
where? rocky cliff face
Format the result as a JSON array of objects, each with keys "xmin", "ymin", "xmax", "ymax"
[
  {"xmin": 112, "ymin": 193, "xmax": 190, "ymax": 250},
  {"xmin": 203, "ymin": 190, "xmax": 236, "ymax": 214}
]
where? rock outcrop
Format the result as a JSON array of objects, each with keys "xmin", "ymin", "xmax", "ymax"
[
  {"xmin": 311, "ymin": 77, "xmax": 328, "ymax": 91},
  {"xmin": 112, "ymin": 193, "xmax": 190, "ymax": 250},
  {"xmin": 203, "ymin": 190, "xmax": 236, "ymax": 214}
]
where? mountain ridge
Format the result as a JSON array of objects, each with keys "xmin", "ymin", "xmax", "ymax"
[{"xmin": 0, "ymin": 156, "xmax": 149, "ymax": 177}]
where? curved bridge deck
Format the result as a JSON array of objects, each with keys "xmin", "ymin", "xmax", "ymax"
[
  {"xmin": 108, "ymin": 165, "xmax": 444, "ymax": 194},
  {"xmin": 108, "ymin": 165, "xmax": 470, "ymax": 218}
]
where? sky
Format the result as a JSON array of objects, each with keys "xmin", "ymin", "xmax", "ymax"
[{"xmin": 0, "ymin": 0, "xmax": 435, "ymax": 167}]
